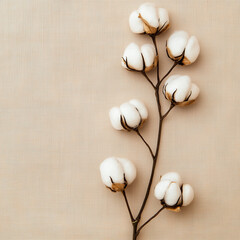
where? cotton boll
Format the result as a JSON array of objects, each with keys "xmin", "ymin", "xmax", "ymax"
[
  {"xmin": 100, "ymin": 157, "xmax": 125, "ymax": 188},
  {"xmin": 184, "ymin": 36, "xmax": 200, "ymax": 65},
  {"xmin": 120, "ymin": 102, "xmax": 141, "ymax": 129},
  {"xmin": 169, "ymin": 75, "xmax": 191, "ymax": 103},
  {"xmin": 164, "ymin": 182, "xmax": 181, "ymax": 206},
  {"xmin": 161, "ymin": 172, "xmax": 183, "ymax": 187},
  {"xmin": 154, "ymin": 172, "xmax": 195, "ymax": 210},
  {"xmin": 138, "ymin": 3, "xmax": 159, "ymax": 34},
  {"xmin": 122, "ymin": 43, "xmax": 157, "ymax": 72},
  {"xmin": 163, "ymin": 74, "xmax": 181, "ymax": 99},
  {"xmin": 165, "ymin": 75, "xmax": 191, "ymax": 103},
  {"xmin": 109, "ymin": 99, "xmax": 148, "ymax": 131},
  {"xmin": 158, "ymin": 8, "xmax": 169, "ymax": 31},
  {"xmin": 129, "ymin": 4, "xmax": 170, "ymax": 35},
  {"xmin": 109, "ymin": 107, "xmax": 123, "ymax": 130},
  {"xmin": 182, "ymin": 184, "xmax": 194, "ymax": 206},
  {"xmin": 122, "ymin": 43, "xmax": 143, "ymax": 71},
  {"xmin": 129, "ymin": 99, "xmax": 148, "ymax": 120},
  {"xmin": 118, "ymin": 158, "xmax": 137, "ymax": 185},
  {"xmin": 167, "ymin": 31, "xmax": 189, "ymax": 58},
  {"xmin": 141, "ymin": 44, "xmax": 157, "ymax": 72},
  {"xmin": 129, "ymin": 10, "xmax": 144, "ymax": 33},
  {"xmin": 100, "ymin": 157, "xmax": 137, "ymax": 192},
  {"xmin": 154, "ymin": 179, "xmax": 171, "ymax": 200},
  {"xmin": 163, "ymin": 75, "xmax": 200, "ymax": 106},
  {"xmin": 166, "ymin": 31, "xmax": 200, "ymax": 65}
]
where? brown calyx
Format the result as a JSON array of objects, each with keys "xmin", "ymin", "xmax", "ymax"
[
  {"xmin": 176, "ymin": 99, "xmax": 195, "ymax": 106},
  {"xmin": 166, "ymin": 206, "xmax": 181, "ymax": 212},
  {"xmin": 166, "ymin": 47, "xmax": 184, "ymax": 63},
  {"xmin": 111, "ymin": 183, "xmax": 126, "ymax": 192},
  {"xmin": 161, "ymin": 199, "xmax": 181, "ymax": 212},
  {"xmin": 181, "ymin": 56, "xmax": 192, "ymax": 65},
  {"xmin": 166, "ymin": 92, "xmax": 173, "ymax": 101}
]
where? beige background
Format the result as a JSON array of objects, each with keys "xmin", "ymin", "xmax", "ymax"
[{"xmin": 0, "ymin": 0, "xmax": 239, "ymax": 239}]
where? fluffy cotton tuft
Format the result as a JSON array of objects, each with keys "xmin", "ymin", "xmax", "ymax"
[
  {"xmin": 129, "ymin": 99, "xmax": 148, "ymax": 120},
  {"xmin": 122, "ymin": 43, "xmax": 143, "ymax": 71},
  {"xmin": 120, "ymin": 103, "xmax": 141, "ymax": 129},
  {"xmin": 163, "ymin": 75, "xmax": 200, "ymax": 106},
  {"xmin": 100, "ymin": 157, "xmax": 136, "ymax": 192},
  {"xmin": 182, "ymin": 184, "xmax": 194, "ymax": 206},
  {"xmin": 184, "ymin": 36, "xmax": 200, "ymax": 64},
  {"xmin": 167, "ymin": 31, "xmax": 189, "ymax": 57},
  {"xmin": 166, "ymin": 30, "xmax": 200, "ymax": 65},
  {"xmin": 129, "ymin": 10, "xmax": 145, "ymax": 33},
  {"xmin": 154, "ymin": 179, "xmax": 171, "ymax": 200},
  {"xmin": 109, "ymin": 99, "xmax": 148, "ymax": 131},
  {"xmin": 161, "ymin": 172, "xmax": 182, "ymax": 186},
  {"xmin": 122, "ymin": 42, "xmax": 157, "ymax": 72},
  {"xmin": 109, "ymin": 107, "xmax": 123, "ymax": 130},
  {"xmin": 158, "ymin": 8, "xmax": 169, "ymax": 31},
  {"xmin": 141, "ymin": 44, "xmax": 156, "ymax": 69},
  {"xmin": 154, "ymin": 172, "xmax": 194, "ymax": 211},
  {"xmin": 164, "ymin": 182, "xmax": 181, "ymax": 206},
  {"xmin": 129, "ymin": 4, "xmax": 170, "ymax": 35},
  {"xmin": 138, "ymin": 3, "xmax": 159, "ymax": 34}
]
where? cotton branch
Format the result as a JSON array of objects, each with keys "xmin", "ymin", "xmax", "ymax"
[{"xmin": 101, "ymin": 4, "xmax": 201, "ymax": 240}]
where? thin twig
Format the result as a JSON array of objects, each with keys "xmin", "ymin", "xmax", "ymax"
[
  {"xmin": 151, "ymin": 36, "xmax": 160, "ymax": 83},
  {"xmin": 122, "ymin": 190, "xmax": 134, "ymax": 222},
  {"xmin": 137, "ymin": 206, "xmax": 165, "ymax": 234},
  {"xmin": 135, "ymin": 129, "xmax": 154, "ymax": 158},
  {"xmin": 141, "ymin": 71, "xmax": 156, "ymax": 89},
  {"xmin": 136, "ymin": 159, "xmax": 156, "ymax": 222},
  {"xmin": 154, "ymin": 90, "xmax": 163, "ymax": 158},
  {"xmin": 162, "ymin": 104, "xmax": 175, "ymax": 119},
  {"xmin": 157, "ymin": 61, "xmax": 178, "ymax": 89}
]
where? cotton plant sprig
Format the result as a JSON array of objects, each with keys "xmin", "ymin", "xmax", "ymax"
[{"xmin": 99, "ymin": 3, "xmax": 200, "ymax": 240}]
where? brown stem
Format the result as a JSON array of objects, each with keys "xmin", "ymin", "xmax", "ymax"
[
  {"xmin": 132, "ymin": 222, "xmax": 138, "ymax": 240},
  {"xmin": 122, "ymin": 190, "xmax": 134, "ymax": 222},
  {"xmin": 136, "ymin": 157, "xmax": 157, "ymax": 221},
  {"xmin": 154, "ymin": 89, "xmax": 163, "ymax": 158},
  {"xmin": 137, "ymin": 206, "xmax": 165, "ymax": 235},
  {"xmin": 151, "ymin": 36, "xmax": 160, "ymax": 83},
  {"xmin": 135, "ymin": 129, "xmax": 154, "ymax": 158}
]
